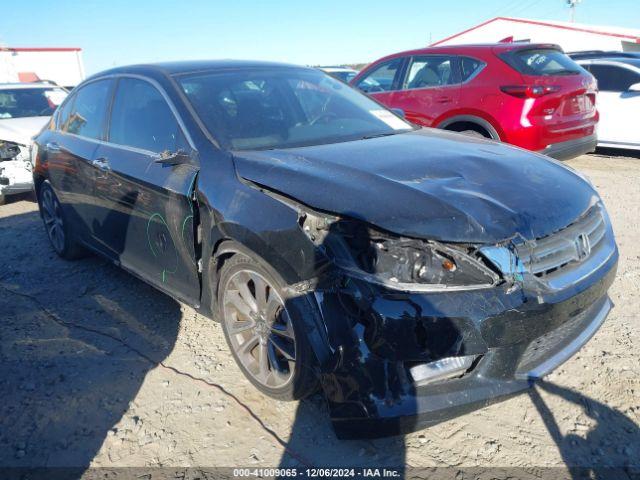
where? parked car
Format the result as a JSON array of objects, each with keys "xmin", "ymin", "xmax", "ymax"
[
  {"xmin": 0, "ymin": 82, "xmax": 68, "ymax": 204},
  {"xmin": 351, "ymin": 43, "xmax": 598, "ymax": 160},
  {"xmin": 569, "ymin": 50, "xmax": 640, "ymax": 61},
  {"xmin": 319, "ymin": 66, "xmax": 359, "ymax": 83},
  {"xmin": 571, "ymin": 56, "xmax": 640, "ymax": 150},
  {"xmin": 33, "ymin": 61, "xmax": 617, "ymax": 438}
]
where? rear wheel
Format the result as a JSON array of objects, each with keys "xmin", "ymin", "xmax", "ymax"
[
  {"xmin": 218, "ymin": 252, "xmax": 318, "ymax": 400},
  {"xmin": 39, "ymin": 182, "xmax": 86, "ymax": 260}
]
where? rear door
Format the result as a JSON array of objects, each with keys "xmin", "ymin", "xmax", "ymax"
[
  {"xmin": 353, "ymin": 57, "xmax": 407, "ymax": 108},
  {"xmin": 586, "ymin": 62, "xmax": 640, "ymax": 147},
  {"xmin": 45, "ymin": 79, "xmax": 114, "ymax": 242},
  {"xmin": 92, "ymin": 76, "xmax": 201, "ymax": 304},
  {"xmin": 391, "ymin": 55, "xmax": 461, "ymax": 127}
]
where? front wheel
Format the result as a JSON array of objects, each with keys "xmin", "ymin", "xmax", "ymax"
[{"xmin": 218, "ymin": 252, "xmax": 318, "ymax": 400}]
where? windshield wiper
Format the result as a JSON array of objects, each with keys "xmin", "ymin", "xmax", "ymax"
[{"xmin": 361, "ymin": 131, "xmax": 399, "ymax": 140}]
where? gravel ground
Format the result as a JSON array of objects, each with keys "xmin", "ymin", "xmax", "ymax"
[{"xmin": 0, "ymin": 152, "xmax": 638, "ymax": 473}]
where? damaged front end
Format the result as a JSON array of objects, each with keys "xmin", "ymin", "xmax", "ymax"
[
  {"xmin": 289, "ymin": 200, "xmax": 617, "ymax": 439},
  {"xmin": 0, "ymin": 139, "xmax": 34, "ymax": 202}
]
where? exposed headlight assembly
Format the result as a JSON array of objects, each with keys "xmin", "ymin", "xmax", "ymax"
[
  {"xmin": 0, "ymin": 140, "xmax": 21, "ymax": 161},
  {"xmin": 300, "ymin": 210, "xmax": 500, "ymax": 292}
]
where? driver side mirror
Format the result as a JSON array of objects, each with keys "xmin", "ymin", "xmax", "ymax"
[{"xmin": 628, "ymin": 82, "xmax": 640, "ymax": 93}]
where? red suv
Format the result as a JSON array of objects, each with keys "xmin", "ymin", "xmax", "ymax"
[{"xmin": 351, "ymin": 43, "xmax": 598, "ymax": 159}]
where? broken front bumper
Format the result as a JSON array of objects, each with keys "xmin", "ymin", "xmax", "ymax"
[
  {"xmin": 311, "ymin": 242, "xmax": 617, "ymax": 439},
  {"xmin": 0, "ymin": 157, "xmax": 34, "ymax": 197}
]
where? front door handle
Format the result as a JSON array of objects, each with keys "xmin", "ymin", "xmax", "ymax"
[
  {"xmin": 435, "ymin": 96, "xmax": 452, "ymax": 104},
  {"xmin": 92, "ymin": 157, "xmax": 111, "ymax": 172},
  {"xmin": 45, "ymin": 142, "xmax": 61, "ymax": 152}
]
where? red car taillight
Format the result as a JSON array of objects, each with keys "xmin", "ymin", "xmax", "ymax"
[{"xmin": 500, "ymin": 85, "xmax": 561, "ymax": 98}]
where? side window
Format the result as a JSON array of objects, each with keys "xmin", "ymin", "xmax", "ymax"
[
  {"xmin": 589, "ymin": 65, "xmax": 640, "ymax": 92},
  {"xmin": 356, "ymin": 58, "xmax": 404, "ymax": 93},
  {"xmin": 460, "ymin": 57, "xmax": 484, "ymax": 82},
  {"xmin": 56, "ymin": 94, "xmax": 76, "ymax": 131},
  {"xmin": 109, "ymin": 78, "xmax": 188, "ymax": 153},
  {"xmin": 404, "ymin": 56, "xmax": 457, "ymax": 89},
  {"xmin": 64, "ymin": 80, "xmax": 112, "ymax": 139}
]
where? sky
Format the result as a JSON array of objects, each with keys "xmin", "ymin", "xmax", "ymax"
[{"xmin": 3, "ymin": 0, "xmax": 640, "ymax": 75}]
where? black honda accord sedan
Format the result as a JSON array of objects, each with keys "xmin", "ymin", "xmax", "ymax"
[{"xmin": 32, "ymin": 60, "xmax": 618, "ymax": 438}]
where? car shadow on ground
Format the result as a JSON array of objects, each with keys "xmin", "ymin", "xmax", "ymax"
[
  {"xmin": 529, "ymin": 381, "xmax": 640, "ymax": 479},
  {"xmin": 594, "ymin": 147, "xmax": 640, "ymax": 160},
  {"xmin": 0, "ymin": 209, "xmax": 181, "ymax": 471},
  {"xmin": 278, "ymin": 397, "xmax": 406, "ymax": 469}
]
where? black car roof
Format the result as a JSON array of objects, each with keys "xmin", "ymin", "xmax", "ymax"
[{"xmin": 87, "ymin": 59, "xmax": 308, "ymax": 80}]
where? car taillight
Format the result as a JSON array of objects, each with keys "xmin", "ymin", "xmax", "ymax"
[{"xmin": 500, "ymin": 85, "xmax": 561, "ymax": 98}]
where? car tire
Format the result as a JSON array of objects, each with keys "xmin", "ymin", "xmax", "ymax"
[
  {"xmin": 0, "ymin": 194, "xmax": 5, "ymax": 206},
  {"xmin": 218, "ymin": 252, "xmax": 319, "ymax": 401},
  {"xmin": 39, "ymin": 182, "xmax": 86, "ymax": 260}
]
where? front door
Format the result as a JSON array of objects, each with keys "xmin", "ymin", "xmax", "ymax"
[
  {"xmin": 354, "ymin": 57, "xmax": 407, "ymax": 109},
  {"xmin": 91, "ymin": 76, "xmax": 200, "ymax": 305}
]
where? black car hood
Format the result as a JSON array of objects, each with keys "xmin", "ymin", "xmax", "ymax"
[{"xmin": 232, "ymin": 129, "xmax": 599, "ymax": 244}]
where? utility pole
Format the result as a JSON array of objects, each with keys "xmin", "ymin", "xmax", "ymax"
[{"xmin": 567, "ymin": 0, "xmax": 582, "ymax": 23}]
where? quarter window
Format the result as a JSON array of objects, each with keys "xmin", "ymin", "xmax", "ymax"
[
  {"xmin": 109, "ymin": 78, "xmax": 188, "ymax": 153},
  {"xmin": 63, "ymin": 80, "xmax": 112, "ymax": 139},
  {"xmin": 460, "ymin": 57, "xmax": 484, "ymax": 82},
  {"xmin": 405, "ymin": 56, "xmax": 456, "ymax": 89},
  {"xmin": 57, "ymin": 95, "xmax": 76, "ymax": 132},
  {"xmin": 588, "ymin": 65, "xmax": 640, "ymax": 92},
  {"xmin": 356, "ymin": 59, "xmax": 404, "ymax": 93}
]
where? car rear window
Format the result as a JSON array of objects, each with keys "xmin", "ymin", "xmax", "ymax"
[
  {"xmin": 0, "ymin": 87, "xmax": 67, "ymax": 119},
  {"xmin": 501, "ymin": 48, "xmax": 583, "ymax": 76}
]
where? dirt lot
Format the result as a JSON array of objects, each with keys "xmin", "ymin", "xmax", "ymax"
[{"xmin": 0, "ymin": 152, "xmax": 638, "ymax": 472}]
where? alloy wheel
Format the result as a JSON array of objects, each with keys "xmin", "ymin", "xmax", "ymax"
[
  {"xmin": 223, "ymin": 269, "xmax": 296, "ymax": 389},
  {"xmin": 41, "ymin": 188, "xmax": 65, "ymax": 253}
]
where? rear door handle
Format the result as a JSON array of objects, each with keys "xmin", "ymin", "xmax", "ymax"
[
  {"xmin": 435, "ymin": 96, "xmax": 452, "ymax": 104},
  {"xmin": 92, "ymin": 157, "xmax": 111, "ymax": 171},
  {"xmin": 45, "ymin": 142, "xmax": 61, "ymax": 152}
]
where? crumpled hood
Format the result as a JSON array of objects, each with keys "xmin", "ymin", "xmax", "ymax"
[
  {"xmin": 233, "ymin": 129, "xmax": 599, "ymax": 244},
  {"xmin": 0, "ymin": 117, "xmax": 49, "ymax": 146}
]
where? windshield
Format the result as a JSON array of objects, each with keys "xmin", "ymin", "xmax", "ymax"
[
  {"xmin": 178, "ymin": 68, "xmax": 413, "ymax": 150},
  {"xmin": 0, "ymin": 87, "xmax": 68, "ymax": 119},
  {"xmin": 501, "ymin": 48, "xmax": 585, "ymax": 76}
]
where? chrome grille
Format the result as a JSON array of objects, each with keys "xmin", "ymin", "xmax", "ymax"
[{"xmin": 517, "ymin": 205, "xmax": 607, "ymax": 278}]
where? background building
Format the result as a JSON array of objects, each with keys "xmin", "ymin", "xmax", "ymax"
[
  {"xmin": 431, "ymin": 17, "xmax": 640, "ymax": 53},
  {"xmin": 0, "ymin": 47, "xmax": 85, "ymax": 88}
]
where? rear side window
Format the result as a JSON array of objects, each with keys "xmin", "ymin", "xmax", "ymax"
[
  {"xmin": 63, "ymin": 80, "xmax": 112, "ymax": 139},
  {"xmin": 404, "ymin": 56, "xmax": 457, "ymax": 89},
  {"xmin": 460, "ymin": 57, "xmax": 485, "ymax": 81},
  {"xmin": 588, "ymin": 65, "xmax": 640, "ymax": 92},
  {"xmin": 356, "ymin": 58, "xmax": 404, "ymax": 93},
  {"xmin": 501, "ymin": 48, "xmax": 583, "ymax": 76},
  {"xmin": 108, "ymin": 78, "xmax": 188, "ymax": 153},
  {"xmin": 56, "ymin": 95, "xmax": 75, "ymax": 131}
]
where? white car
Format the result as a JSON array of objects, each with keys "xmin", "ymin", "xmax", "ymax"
[
  {"xmin": 576, "ymin": 57, "xmax": 640, "ymax": 150},
  {"xmin": 0, "ymin": 82, "xmax": 68, "ymax": 204},
  {"xmin": 318, "ymin": 66, "xmax": 359, "ymax": 83}
]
